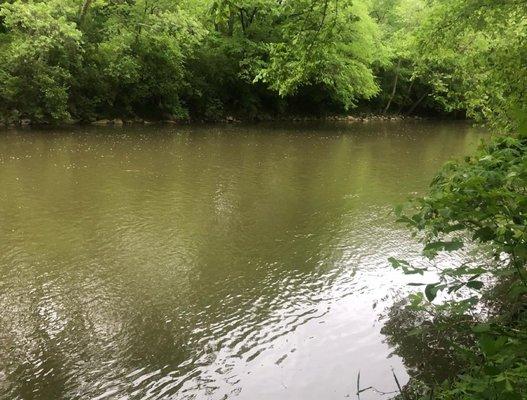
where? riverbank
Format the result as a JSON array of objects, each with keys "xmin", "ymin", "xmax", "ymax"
[{"xmin": 0, "ymin": 113, "xmax": 430, "ymax": 129}]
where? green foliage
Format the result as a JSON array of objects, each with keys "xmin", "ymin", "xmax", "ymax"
[
  {"xmin": 399, "ymin": 134, "xmax": 527, "ymax": 279},
  {"xmin": 251, "ymin": 0, "xmax": 384, "ymax": 109},
  {"xmin": 411, "ymin": 0, "xmax": 527, "ymax": 130},
  {"xmin": 0, "ymin": 0, "xmax": 524, "ymax": 124},
  {"xmin": 0, "ymin": 0, "xmax": 389, "ymax": 123},
  {"xmin": 387, "ymin": 133, "xmax": 527, "ymax": 399},
  {"xmin": 383, "ymin": 2, "xmax": 527, "ymax": 391},
  {"xmin": 370, "ymin": 0, "xmax": 527, "ymax": 123},
  {"xmin": 370, "ymin": 0, "xmax": 438, "ymax": 115},
  {"xmin": 0, "ymin": 0, "xmax": 82, "ymax": 122},
  {"xmin": 75, "ymin": 0, "xmax": 206, "ymax": 120}
]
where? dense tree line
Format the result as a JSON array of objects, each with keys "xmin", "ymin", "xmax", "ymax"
[
  {"xmin": 0, "ymin": 0, "xmax": 382, "ymax": 123},
  {"xmin": 0, "ymin": 0, "xmax": 523, "ymax": 125}
]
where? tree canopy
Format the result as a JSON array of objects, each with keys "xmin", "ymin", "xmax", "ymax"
[{"xmin": 0, "ymin": 0, "xmax": 525, "ymax": 128}]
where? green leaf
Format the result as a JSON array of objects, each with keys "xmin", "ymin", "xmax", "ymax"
[
  {"xmin": 423, "ymin": 241, "xmax": 464, "ymax": 257},
  {"xmin": 473, "ymin": 226, "xmax": 495, "ymax": 241},
  {"xmin": 509, "ymin": 283, "xmax": 527, "ymax": 299},
  {"xmin": 408, "ymin": 292, "xmax": 424, "ymax": 310},
  {"xmin": 388, "ymin": 257, "xmax": 410, "ymax": 269},
  {"xmin": 472, "ymin": 323, "xmax": 491, "ymax": 333},
  {"xmin": 388, "ymin": 257, "xmax": 427, "ymax": 275},
  {"xmin": 479, "ymin": 335, "xmax": 508, "ymax": 357},
  {"xmin": 465, "ymin": 280, "xmax": 484, "ymax": 290},
  {"xmin": 425, "ymin": 283, "xmax": 441, "ymax": 302}
]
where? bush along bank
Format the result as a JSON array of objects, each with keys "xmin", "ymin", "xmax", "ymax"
[{"xmin": 382, "ymin": 123, "xmax": 527, "ymax": 399}]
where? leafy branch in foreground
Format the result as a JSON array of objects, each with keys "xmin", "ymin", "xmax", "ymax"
[{"xmin": 385, "ymin": 131, "xmax": 527, "ymax": 399}]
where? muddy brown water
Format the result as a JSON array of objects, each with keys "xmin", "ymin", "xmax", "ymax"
[{"xmin": 0, "ymin": 121, "xmax": 487, "ymax": 399}]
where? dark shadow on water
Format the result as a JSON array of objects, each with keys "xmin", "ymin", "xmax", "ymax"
[{"xmin": 380, "ymin": 298, "xmax": 476, "ymax": 385}]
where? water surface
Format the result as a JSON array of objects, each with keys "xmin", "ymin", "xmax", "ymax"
[{"xmin": 0, "ymin": 121, "xmax": 486, "ymax": 399}]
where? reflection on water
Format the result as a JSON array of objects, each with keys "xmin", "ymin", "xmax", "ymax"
[
  {"xmin": 381, "ymin": 297, "xmax": 477, "ymax": 386},
  {"xmin": 0, "ymin": 121, "xmax": 486, "ymax": 399}
]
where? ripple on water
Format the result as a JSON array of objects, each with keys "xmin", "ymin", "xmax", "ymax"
[{"xmin": 0, "ymin": 122, "xmax": 487, "ymax": 399}]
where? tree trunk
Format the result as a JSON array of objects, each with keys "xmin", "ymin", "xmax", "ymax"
[
  {"xmin": 397, "ymin": 79, "xmax": 415, "ymax": 114},
  {"xmin": 79, "ymin": 0, "xmax": 93, "ymax": 24},
  {"xmin": 384, "ymin": 59, "xmax": 401, "ymax": 114},
  {"xmin": 406, "ymin": 92, "xmax": 428, "ymax": 115}
]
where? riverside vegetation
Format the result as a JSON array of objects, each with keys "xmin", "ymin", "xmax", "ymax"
[
  {"xmin": 1, "ymin": 0, "xmax": 527, "ymax": 399},
  {"xmin": 375, "ymin": 1, "xmax": 527, "ymax": 400},
  {"xmin": 0, "ymin": 0, "xmax": 521, "ymax": 125}
]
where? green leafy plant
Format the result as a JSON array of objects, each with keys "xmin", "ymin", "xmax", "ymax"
[{"xmin": 386, "ymin": 130, "xmax": 527, "ymax": 399}]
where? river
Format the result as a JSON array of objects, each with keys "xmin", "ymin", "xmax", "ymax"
[{"xmin": 0, "ymin": 121, "xmax": 486, "ymax": 399}]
